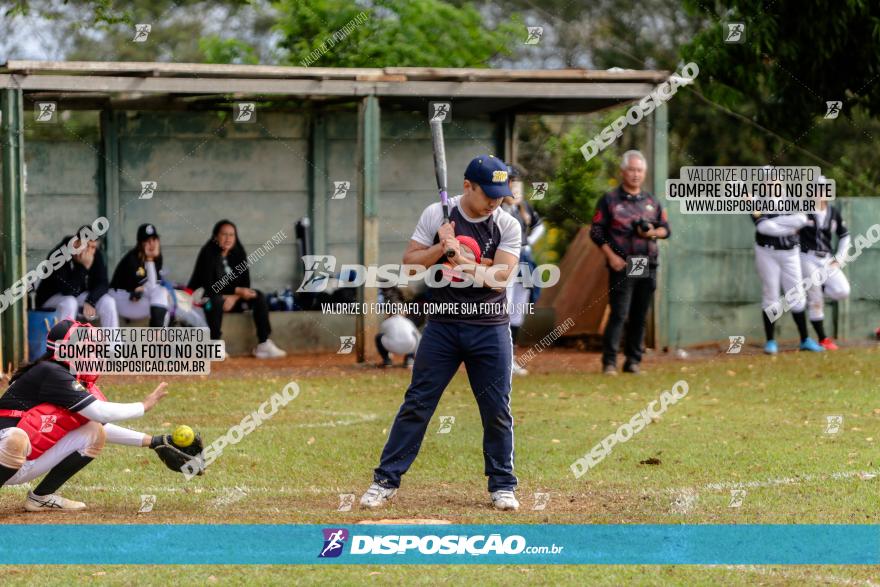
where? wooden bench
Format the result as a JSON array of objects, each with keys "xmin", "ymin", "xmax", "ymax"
[{"xmin": 122, "ymin": 311, "xmax": 356, "ymax": 356}]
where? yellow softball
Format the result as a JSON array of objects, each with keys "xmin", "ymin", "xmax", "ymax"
[{"xmin": 172, "ymin": 425, "xmax": 195, "ymax": 448}]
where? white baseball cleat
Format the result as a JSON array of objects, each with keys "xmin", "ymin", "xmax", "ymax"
[
  {"xmin": 254, "ymin": 339, "xmax": 287, "ymax": 359},
  {"xmin": 490, "ymin": 490, "xmax": 520, "ymax": 511},
  {"xmin": 360, "ymin": 482, "xmax": 397, "ymax": 509},
  {"xmin": 512, "ymin": 363, "xmax": 529, "ymax": 376},
  {"xmin": 24, "ymin": 491, "xmax": 86, "ymax": 512}
]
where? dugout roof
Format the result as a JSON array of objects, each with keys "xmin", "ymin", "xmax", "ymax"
[{"xmin": 0, "ymin": 60, "xmax": 669, "ymax": 114}]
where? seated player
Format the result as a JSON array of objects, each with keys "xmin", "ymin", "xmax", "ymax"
[
  {"xmin": 798, "ymin": 177, "xmax": 851, "ymax": 350},
  {"xmin": 109, "ymin": 223, "xmax": 170, "ymax": 327},
  {"xmin": 188, "ymin": 219, "xmax": 286, "ymax": 359},
  {"xmin": 0, "ymin": 320, "xmax": 202, "ymax": 511},
  {"xmin": 35, "ymin": 226, "xmax": 118, "ymax": 327}
]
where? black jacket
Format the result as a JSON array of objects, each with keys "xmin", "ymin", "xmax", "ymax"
[
  {"xmin": 590, "ymin": 187, "xmax": 671, "ymax": 266},
  {"xmin": 35, "ymin": 237, "xmax": 110, "ymax": 308},
  {"xmin": 110, "ymin": 248, "xmax": 164, "ymax": 292},
  {"xmin": 187, "ymin": 239, "xmax": 249, "ymax": 296}
]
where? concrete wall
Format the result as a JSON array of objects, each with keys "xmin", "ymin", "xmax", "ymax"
[
  {"xmin": 114, "ymin": 111, "xmax": 309, "ymax": 290},
  {"xmin": 122, "ymin": 312, "xmax": 355, "ymax": 355},
  {"xmin": 24, "ymin": 140, "xmax": 101, "ymax": 271},
  {"xmin": 22, "ymin": 109, "xmax": 499, "ymax": 295},
  {"xmin": 320, "ymin": 111, "xmax": 498, "ymax": 267}
]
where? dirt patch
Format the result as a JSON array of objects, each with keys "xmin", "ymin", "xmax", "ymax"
[
  {"xmin": 92, "ymin": 338, "xmax": 877, "ymax": 386},
  {"xmin": 357, "ymin": 519, "xmax": 452, "ymax": 525}
]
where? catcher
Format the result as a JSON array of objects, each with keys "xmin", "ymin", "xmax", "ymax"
[{"xmin": 0, "ymin": 320, "xmax": 203, "ymax": 511}]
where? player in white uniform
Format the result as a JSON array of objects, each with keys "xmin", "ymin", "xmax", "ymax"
[
  {"xmin": 35, "ymin": 227, "xmax": 118, "ymax": 327},
  {"xmin": 109, "ymin": 223, "xmax": 170, "ymax": 327},
  {"xmin": 503, "ymin": 165, "xmax": 545, "ymax": 376},
  {"xmin": 753, "ymin": 212, "xmax": 824, "ymax": 354},
  {"xmin": 377, "ymin": 314, "xmax": 421, "ymax": 367},
  {"xmin": 798, "ymin": 177, "xmax": 851, "ymax": 350}
]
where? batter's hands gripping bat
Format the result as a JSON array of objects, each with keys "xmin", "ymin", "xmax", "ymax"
[{"xmin": 430, "ymin": 119, "xmax": 455, "ymax": 259}]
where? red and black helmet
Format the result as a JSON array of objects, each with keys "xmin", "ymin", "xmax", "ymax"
[{"xmin": 45, "ymin": 319, "xmax": 99, "ymax": 384}]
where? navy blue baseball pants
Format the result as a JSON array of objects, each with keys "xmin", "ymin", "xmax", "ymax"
[{"xmin": 373, "ymin": 320, "xmax": 516, "ymax": 492}]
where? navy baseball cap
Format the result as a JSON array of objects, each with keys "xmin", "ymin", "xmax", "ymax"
[
  {"xmin": 137, "ymin": 223, "xmax": 159, "ymax": 242},
  {"xmin": 464, "ymin": 155, "xmax": 512, "ymax": 199}
]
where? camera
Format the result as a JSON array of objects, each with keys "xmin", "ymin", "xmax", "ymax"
[{"xmin": 632, "ymin": 218, "xmax": 651, "ymax": 233}]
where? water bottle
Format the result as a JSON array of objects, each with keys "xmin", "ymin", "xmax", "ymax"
[
  {"xmin": 282, "ymin": 286, "xmax": 295, "ymax": 311},
  {"xmin": 266, "ymin": 290, "xmax": 279, "ymax": 311}
]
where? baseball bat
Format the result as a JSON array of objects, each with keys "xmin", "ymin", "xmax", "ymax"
[{"xmin": 430, "ymin": 119, "xmax": 455, "ymax": 258}]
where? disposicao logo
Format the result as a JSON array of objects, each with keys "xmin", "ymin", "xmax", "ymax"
[
  {"xmin": 317, "ymin": 529, "xmax": 563, "ymax": 558},
  {"xmin": 319, "ymin": 528, "xmax": 349, "ymax": 558}
]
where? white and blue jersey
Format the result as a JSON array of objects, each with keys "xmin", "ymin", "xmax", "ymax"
[
  {"xmin": 411, "ymin": 195, "xmax": 521, "ymax": 324},
  {"xmin": 371, "ymin": 195, "xmax": 521, "ymax": 493}
]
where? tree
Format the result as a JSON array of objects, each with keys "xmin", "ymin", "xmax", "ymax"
[
  {"xmin": 2, "ymin": 0, "xmax": 274, "ymax": 63},
  {"xmin": 271, "ymin": 0, "xmax": 521, "ymax": 68},
  {"xmin": 681, "ymin": 0, "xmax": 880, "ymax": 134},
  {"xmin": 518, "ymin": 118, "xmax": 623, "ymax": 263},
  {"xmin": 200, "ymin": 35, "xmax": 260, "ymax": 65}
]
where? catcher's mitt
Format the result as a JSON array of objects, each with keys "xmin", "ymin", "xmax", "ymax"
[{"xmin": 150, "ymin": 433, "xmax": 205, "ymax": 475}]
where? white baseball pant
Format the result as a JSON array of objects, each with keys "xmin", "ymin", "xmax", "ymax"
[
  {"xmin": 754, "ymin": 245, "xmax": 806, "ymax": 313},
  {"xmin": 507, "ymin": 281, "xmax": 530, "ymax": 328},
  {"xmin": 1, "ymin": 422, "xmax": 105, "ymax": 486},
  {"xmin": 109, "ymin": 284, "xmax": 169, "ymax": 322},
  {"xmin": 43, "ymin": 292, "xmax": 119, "ymax": 328},
  {"xmin": 380, "ymin": 315, "xmax": 420, "ymax": 355},
  {"xmin": 800, "ymin": 252, "xmax": 851, "ymax": 321}
]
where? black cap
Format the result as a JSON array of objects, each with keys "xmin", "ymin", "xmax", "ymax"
[
  {"xmin": 46, "ymin": 319, "xmax": 75, "ymax": 352},
  {"xmin": 137, "ymin": 223, "xmax": 159, "ymax": 242}
]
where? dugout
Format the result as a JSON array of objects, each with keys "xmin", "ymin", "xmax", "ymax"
[{"xmin": 0, "ymin": 60, "xmax": 671, "ymax": 365}]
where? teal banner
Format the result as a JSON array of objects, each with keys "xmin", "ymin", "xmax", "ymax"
[{"xmin": 0, "ymin": 525, "xmax": 875, "ymax": 565}]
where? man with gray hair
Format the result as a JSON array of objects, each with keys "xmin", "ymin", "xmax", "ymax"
[{"xmin": 590, "ymin": 150, "xmax": 670, "ymax": 375}]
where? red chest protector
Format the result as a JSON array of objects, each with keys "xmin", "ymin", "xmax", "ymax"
[{"xmin": 1, "ymin": 377, "xmax": 106, "ymax": 461}]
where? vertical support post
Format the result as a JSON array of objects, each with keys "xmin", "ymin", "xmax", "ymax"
[
  {"xmin": 355, "ymin": 95, "xmax": 380, "ymax": 363},
  {"xmin": 1, "ymin": 87, "xmax": 27, "ymax": 367},
  {"xmin": 501, "ymin": 112, "xmax": 517, "ymax": 164},
  {"xmin": 310, "ymin": 112, "xmax": 328, "ymax": 256},
  {"xmin": 836, "ymin": 198, "xmax": 851, "ymax": 340},
  {"xmin": 100, "ymin": 109, "xmax": 121, "ymax": 270},
  {"xmin": 650, "ymin": 102, "xmax": 670, "ymax": 350}
]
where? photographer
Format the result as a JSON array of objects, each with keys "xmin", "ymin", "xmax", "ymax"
[{"xmin": 590, "ymin": 150, "xmax": 670, "ymax": 375}]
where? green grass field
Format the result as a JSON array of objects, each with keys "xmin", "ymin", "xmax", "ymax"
[{"xmin": 2, "ymin": 345, "xmax": 879, "ymax": 584}]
